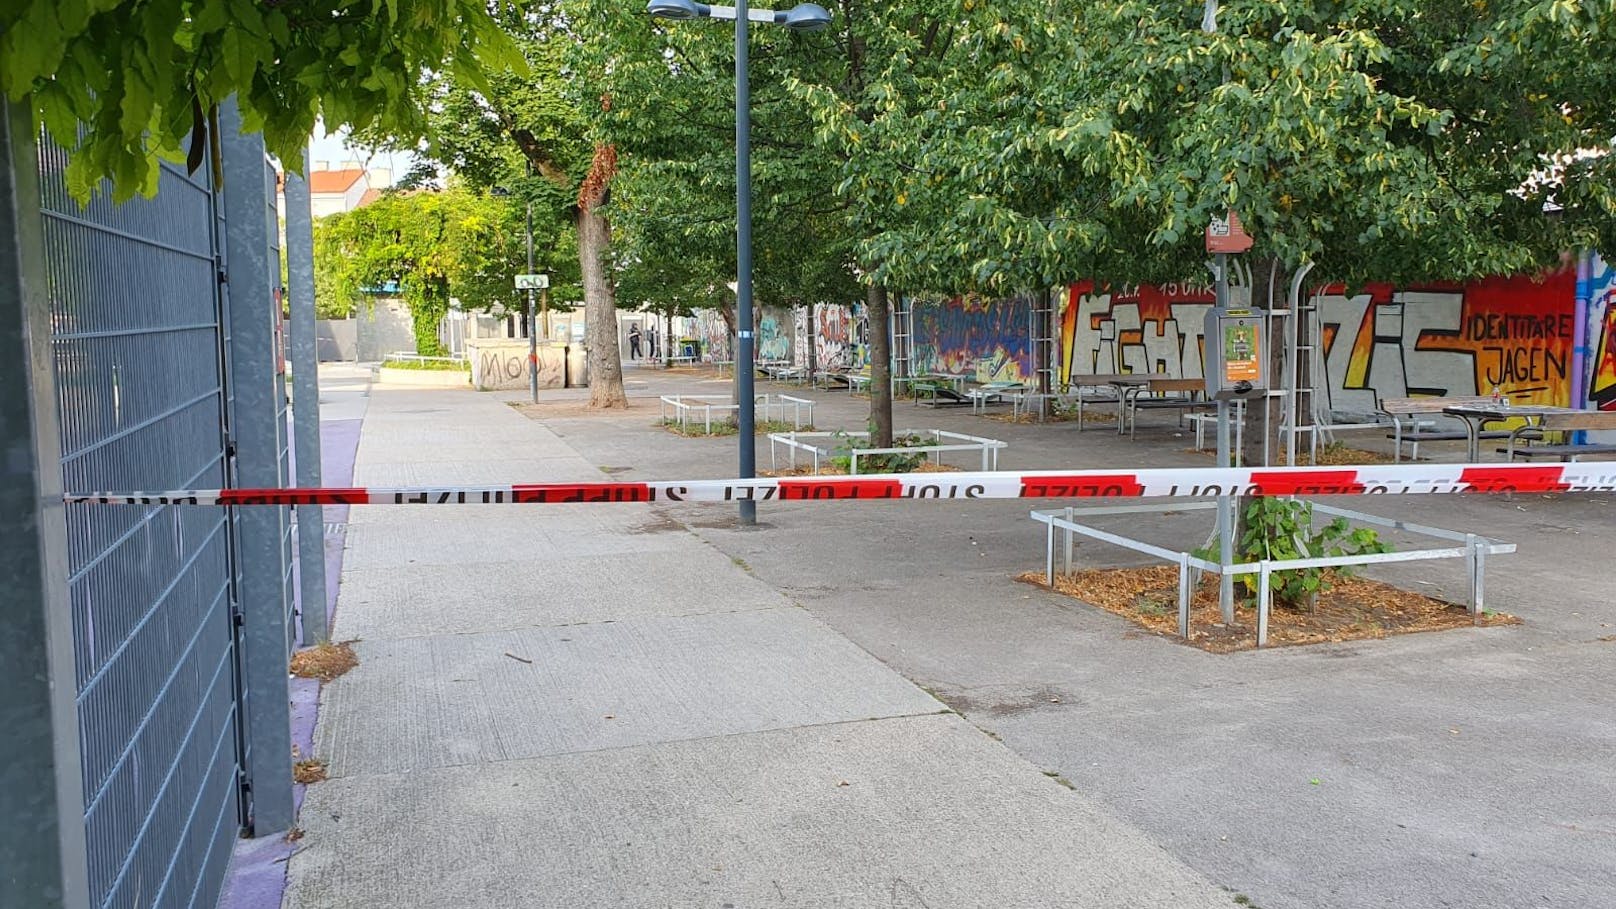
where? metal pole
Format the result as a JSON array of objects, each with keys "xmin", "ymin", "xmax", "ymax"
[
  {"xmin": 284, "ymin": 149, "xmax": 327, "ymax": 644},
  {"xmin": 526, "ymin": 199, "xmax": 538, "ymax": 403},
  {"xmin": 1217, "ymin": 489, "xmax": 1235, "ymax": 624},
  {"xmin": 1212, "ymin": 251, "xmax": 1236, "ymax": 622},
  {"xmin": 735, "ymin": 1, "xmax": 757, "ymax": 525},
  {"xmin": 0, "ymin": 93, "xmax": 93, "ymax": 909}
]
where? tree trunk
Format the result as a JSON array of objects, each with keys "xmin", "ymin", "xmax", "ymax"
[
  {"xmin": 578, "ymin": 202, "xmax": 627, "ymax": 408},
  {"xmin": 867, "ymin": 284, "xmax": 894, "ymax": 447}
]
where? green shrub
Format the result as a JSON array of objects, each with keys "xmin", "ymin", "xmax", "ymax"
[
  {"xmin": 382, "ymin": 357, "xmax": 470, "ymax": 371},
  {"xmin": 830, "ymin": 431, "xmax": 931, "ymax": 473},
  {"xmin": 1200, "ymin": 497, "xmax": 1392, "ymax": 610}
]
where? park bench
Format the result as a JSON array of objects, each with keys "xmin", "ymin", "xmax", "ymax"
[
  {"xmin": 912, "ymin": 379, "xmax": 972, "ymax": 407},
  {"xmin": 966, "ymin": 382, "xmax": 1026, "ymax": 413},
  {"xmin": 1379, "ymin": 396, "xmax": 1506, "ymax": 462},
  {"xmin": 762, "ymin": 363, "xmax": 806, "ymax": 384},
  {"xmin": 1499, "ymin": 411, "xmax": 1616, "ymax": 461},
  {"xmin": 1123, "ymin": 378, "xmax": 1211, "ymax": 438}
]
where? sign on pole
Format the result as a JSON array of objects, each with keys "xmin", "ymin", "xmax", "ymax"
[
  {"xmin": 515, "ymin": 273, "xmax": 550, "ymax": 290},
  {"xmin": 1205, "ymin": 210, "xmax": 1254, "ymax": 254}
]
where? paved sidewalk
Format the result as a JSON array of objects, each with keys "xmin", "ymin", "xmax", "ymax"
[{"xmin": 284, "ymin": 383, "xmax": 1237, "ymax": 908}]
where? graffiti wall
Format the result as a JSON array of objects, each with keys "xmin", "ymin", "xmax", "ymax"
[
  {"xmin": 696, "ymin": 310, "xmax": 731, "ymax": 361},
  {"xmin": 815, "ymin": 303, "xmax": 857, "ymax": 371},
  {"xmin": 910, "ymin": 296, "xmax": 1034, "ymax": 382},
  {"xmin": 1315, "ymin": 272, "xmax": 1575, "ymax": 412},
  {"xmin": 758, "ymin": 307, "xmax": 791, "ymax": 362},
  {"xmin": 1057, "ymin": 273, "xmax": 1577, "ymax": 410},
  {"xmin": 1059, "ymin": 281, "xmax": 1218, "ymax": 383},
  {"xmin": 688, "ymin": 303, "xmax": 865, "ymax": 369},
  {"xmin": 1586, "ymin": 254, "xmax": 1616, "ymax": 411}
]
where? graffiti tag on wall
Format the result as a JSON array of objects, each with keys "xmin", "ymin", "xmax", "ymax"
[
  {"xmin": 1318, "ymin": 273, "xmax": 1575, "ymax": 411},
  {"xmin": 1059, "ymin": 282, "xmax": 1216, "ymax": 384},
  {"xmin": 759, "ymin": 309, "xmax": 790, "ymax": 361},
  {"xmin": 1588, "ymin": 255, "xmax": 1616, "ymax": 411},
  {"xmin": 1058, "ymin": 275, "xmax": 1574, "ymax": 409},
  {"xmin": 816, "ymin": 304, "xmax": 854, "ymax": 371},
  {"xmin": 911, "ymin": 296, "xmax": 1034, "ymax": 382}
]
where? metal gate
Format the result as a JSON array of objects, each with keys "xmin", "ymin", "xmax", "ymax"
[{"xmin": 40, "ymin": 143, "xmax": 245, "ymax": 907}]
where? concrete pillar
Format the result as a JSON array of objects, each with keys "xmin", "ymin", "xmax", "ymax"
[
  {"xmin": 284, "ymin": 148, "xmax": 327, "ymax": 643},
  {"xmin": 219, "ymin": 99, "xmax": 295, "ymax": 835},
  {"xmin": 0, "ymin": 96, "xmax": 92, "ymax": 909}
]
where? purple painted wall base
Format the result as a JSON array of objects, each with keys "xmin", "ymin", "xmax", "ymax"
[{"xmin": 218, "ymin": 416, "xmax": 362, "ymax": 909}]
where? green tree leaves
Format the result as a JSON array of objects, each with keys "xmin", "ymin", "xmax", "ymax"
[
  {"xmin": 860, "ymin": 0, "xmax": 1616, "ymax": 289},
  {"xmin": 1, "ymin": 0, "xmax": 523, "ymax": 202},
  {"xmin": 313, "ymin": 185, "xmax": 551, "ymax": 353}
]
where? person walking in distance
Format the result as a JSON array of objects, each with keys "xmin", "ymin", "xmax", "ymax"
[
  {"xmin": 629, "ymin": 323, "xmax": 643, "ymax": 360},
  {"xmin": 647, "ymin": 322, "xmax": 660, "ymax": 360}
]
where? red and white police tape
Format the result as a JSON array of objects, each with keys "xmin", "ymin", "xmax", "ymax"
[{"xmin": 63, "ymin": 461, "xmax": 1616, "ymax": 506}]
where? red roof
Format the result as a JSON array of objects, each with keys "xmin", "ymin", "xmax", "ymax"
[
  {"xmin": 308, "ymin": 168, "xmax": 366, "ymax": 194},
  {"xmin": 356, "ymin": 188, "xmax": 383, "ymax": 208}
]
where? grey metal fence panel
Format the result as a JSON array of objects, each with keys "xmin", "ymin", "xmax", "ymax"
[{"xmin": 39, "ymin": 138, "xmax": 242, "ymax": 909}]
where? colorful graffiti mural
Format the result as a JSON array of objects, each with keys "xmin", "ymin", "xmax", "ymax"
[
  {"xmin": 1058, "ymin": 282, "xmax": 1217, "ymax": 383},
  {"xmin": 1316, "ymin": 272, "xmax": 1575, "ymax": 412},
  {"xmin": 758, "ymin": 308, "xmax": 791, "ymax": 361},
  {"xmin": 1586, "ymin": 254, "xmax": 1616, "ymax": 411},
  {"xmin": 1057, "ymin": 274, "xmax": 1576, "ymax": 410},
  {"xmin": 910, "ymin": 296, "xmax": 1034, "ymax": 382},
  {"xmin": 695, "ymin": 310, "xmax": 730, "ymax": 361},
  {"xmin": 815, "ymin": 303, "xmax": 856, "ymax": 371}
]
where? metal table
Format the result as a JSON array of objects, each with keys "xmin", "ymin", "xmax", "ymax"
[
  {"xmin": 1441, "ymin": 403, "xmax": 1574, "ymax": 462},
  {"xmin": 921, "ymin": 372, "xmax": 971, "ymax": 393}
]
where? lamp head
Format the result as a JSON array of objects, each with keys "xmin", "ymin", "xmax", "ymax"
[
  {"xmin": 647, "ymin": 0, "xmax": 708, "ymax": 20},
  {"xmin": 778, "ymin": 2, "xmax": 833, "ymax": 31}
]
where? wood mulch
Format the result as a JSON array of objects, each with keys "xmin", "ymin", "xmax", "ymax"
[
  {"xmin": 760, "ymin": 462, "xmax": 963, "ymax": 477},
  {"xmin": 1278, "ymin": 443, "xmax": 1395, "ymax": 466},
  {"xmin": 985, "ymin": 409, "xmax": 1116, "ymax": 425},
  {"xmin": 1020, "ymin": 566, "xmax": 1518, "ymax": 652}
]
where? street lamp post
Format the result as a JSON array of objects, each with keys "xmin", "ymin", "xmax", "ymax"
[{"xmin": 648, "ymin": 0, "xmax": 832, "ymax": 527}]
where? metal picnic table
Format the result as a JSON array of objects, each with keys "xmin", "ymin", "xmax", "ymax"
[{"xmin": 1441, "ymin": 402, "xmax": 1577, "ymax": 462}]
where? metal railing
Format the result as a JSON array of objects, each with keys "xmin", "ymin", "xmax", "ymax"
[
  {"xmin": 660, "ymin": 393, "xmax": 815, "ymax": 434},
  {"xmin": 768, "ymin": 429, "xmax": 1007, "ymax": 474},
  {"xmin": 1031, "ymin": 501, "xmax": 1515, "ymax": 647}
]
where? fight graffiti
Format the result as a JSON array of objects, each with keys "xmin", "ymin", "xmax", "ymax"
[
  {"xmin": 1059, "ymin": 281, "xmax": 1216, "ymax": 383},
  {"xmin": 910, "ymin": 296, "xmax": 1033, "ymax": 382},
  {"xmin": 1061, "ymin": 273, "xmax": 1577, "ymax": 411}
]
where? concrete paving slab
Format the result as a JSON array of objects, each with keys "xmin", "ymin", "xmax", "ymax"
[
  {"xmin": 337, "ymin": 507, "xmax": 688, "ymax": 565},
  {"xmin": 288, "ymin": 714, "xmax": 1236, "ymax": 909},
  {"xmin": 314, "ymin": 608, "xmax": 945, "ymax": 776},
  {"xmin": 335, "ymin": 548, "xmax": 795, "ymax": 639}
]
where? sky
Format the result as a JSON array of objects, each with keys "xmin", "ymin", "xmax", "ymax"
[{"xmin": 306, "ymin": 120, "xmax": 414, "ymax": 187}]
